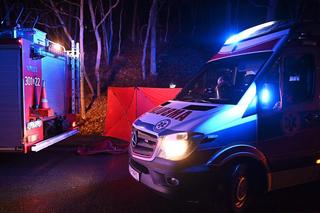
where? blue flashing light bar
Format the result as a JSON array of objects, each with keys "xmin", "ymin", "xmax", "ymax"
[{"xmin": 224, "ymin": 21, "xmax": 276, "ymax": 45}]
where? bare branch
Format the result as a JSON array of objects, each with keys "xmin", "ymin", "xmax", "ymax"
[
  {"xmin": 37, "ymin": 21, "xmax": 65, "ymax": 29},
  {"xmin": 41, "ymin": 0, "xmax": 80, "ymax": 22},
  {"xmin": 32, "ymin": 15, "xmax": 39, "ymax": 28},
  {"xmin": 96, "ymin": 0, "xmax": 120, "ymax": 30},
  {"xmin": 62, "ymin": 0, "xmax": 80, "ymax": 7},
  {"xmin": 48, "ymin": 0, "xmax": 73, "ymax": 42},
  {"xmin": 88, "ymin": 0, "xmax": 98, "ymax": 30},
  {"xmin": 40, "ymin": 0, "xmax": 55, "ymax": 10},
  {"xmin": 21, "ymin": 12, "xmax": 31, "ymax": 26},
  {"xmin": 55, "ymin": 8, "xmax": 80, "ymax": 21},
  {"xmin": 117, "ymin": 2, "xmax": 123, "ymax": 57}
]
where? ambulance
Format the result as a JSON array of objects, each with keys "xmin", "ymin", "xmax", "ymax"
[{"xmin": 129, "ymin": 20, "xmax": 320, "ymax": 211}]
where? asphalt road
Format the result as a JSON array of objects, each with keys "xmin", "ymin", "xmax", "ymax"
[{"xmin": 0, "ymin": 136, "xmax": 320, "ymax": 213}]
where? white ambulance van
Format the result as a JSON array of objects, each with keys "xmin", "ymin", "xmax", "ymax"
[{"xmin": 129, "ymin": 20, "xmax": 320, "ymax": 212}]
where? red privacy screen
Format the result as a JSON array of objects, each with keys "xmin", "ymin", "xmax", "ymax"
[{"xmin": 104, "ymin": 87, "xmax": 181, "ymax": 142}]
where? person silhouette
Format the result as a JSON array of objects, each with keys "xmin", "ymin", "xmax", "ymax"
[{"xmin": 215, "ymin": 75, "xmax": 232, "ymax": 99}]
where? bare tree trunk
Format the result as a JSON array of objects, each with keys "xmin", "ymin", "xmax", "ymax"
[
  {"xmin": 136, "ymin": 8, "xmax": 141, "ymax": 43},
  {"xmin": 131, "ymin": 0, "xmax": 137, "ymax": 43},
  {"xmin": 102, "ymin": 22, "xmax": 110, "ymax": 65},
  {"xmin": 68, "ymin": 3, "xmax": 72, "ymax": 38},
  {"xmin": 150, "ymin": 0, "xmax": 157, "ymax": 76},
  {"xmin": 164, "ymin": 3, "xmax": 170, "ymax": 42},
  {"xmin": 266, "ymin": 0, "xmax": 278, "ymax": 21},
  {"xmin": 141, "ymin": 35, "xmax": 149, "ymax": 79},
  {"xmin": 21, "ymin": 11, "xmax": 31, "ymax": 27},
  {"xmin": 117, "ymin": 3, "xmax": 123, "ymax": 58},
  {"xmin": 79, "ymin": 0, "xmax": 86, "ymax": 119},
  {"xmin": 80, "ymin": 0, "xmax": 95, "ymax": 118},
  {"xmin": 139, "ymin": 24, "xmax": 147, "ymax": 45},
  {"xmin": 108, "ymin": 0, "xmax": 114, "ymax": 65},
  {"xmin": 141, "ymin": 0, "xmax": 157, "ymax": 80},
  {"xmin": 88, "ymin": 0, "xmax": 102, "ymax": 97},
  {"xmin": 100, "ymin": 0, "xmax": 110, "ymax": 65},
  {"xmin": 74, "ymin": 9, "xmax": 79, "ymax": 41},
  {"xmin": 99, "ymin": 0, "xmax": 119, "ymax": 66}
]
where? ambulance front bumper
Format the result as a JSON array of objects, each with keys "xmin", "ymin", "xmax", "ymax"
[{"xmin": 128, "ymin": 154, "xmax": 218, "ymax": 201}]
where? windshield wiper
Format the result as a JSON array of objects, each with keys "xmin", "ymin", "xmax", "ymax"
[
  {"xmin": 179, "ymin": 98, "xmax": 214, "ymax": 104},
  {"xmin": 195, "ymin": 99, "xmax": 212, "ymax": 103}
]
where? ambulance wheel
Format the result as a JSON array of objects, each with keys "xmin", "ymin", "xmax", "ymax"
[
  {"xmin": 225, "ymin": 163, "xmax": 252, "ymax": 213},
  {"xmin": 212, "ymin": 163, "xmax": 253, "ymax": 213}
]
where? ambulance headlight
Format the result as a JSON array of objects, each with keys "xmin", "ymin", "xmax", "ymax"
[{"xmin": 158, "ymin": 132, "xmax": 191, "ymax": 161}]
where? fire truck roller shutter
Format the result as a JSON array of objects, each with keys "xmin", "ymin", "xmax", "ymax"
[
  {"xmin": 41, "ymin": 56, "xmax": 67, "ymax": 116},
  {"xmin": 0, "ymin": 45, "xmax": 23, "ymax": 147}
]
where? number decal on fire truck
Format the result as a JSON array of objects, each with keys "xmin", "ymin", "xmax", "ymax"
[
  {"xmin": 35, "ymin": 77, "xmax": 41, "ymax": 86},
  {"xmin": 24, "ymin": 76, "xmax": 41, "ymax": 87}
]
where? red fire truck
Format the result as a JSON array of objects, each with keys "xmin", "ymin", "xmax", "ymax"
[{"xmin": 0, "ymin": 27, "xmax": 80, "ymax": 153}]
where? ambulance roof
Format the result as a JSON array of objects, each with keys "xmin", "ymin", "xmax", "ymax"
[
  {"xmin": 210, "ymin": 20, "xmax": 295, "ymax": 62},
  {"xmin": 224, "ymin": 20, "xmax": 291, "ymax": 45}
]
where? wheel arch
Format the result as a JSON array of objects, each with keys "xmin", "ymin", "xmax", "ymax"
[{"xmin": 207, "ymin": 144, "xmax": 271, "ymax": 192}]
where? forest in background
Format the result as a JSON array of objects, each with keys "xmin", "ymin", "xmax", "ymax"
[{"xmin": 1, "ymin": 0, "xmax": 319, "ymax": 133}]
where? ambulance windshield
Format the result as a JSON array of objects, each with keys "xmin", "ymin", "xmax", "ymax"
[{"xmin": 176, "ymin": 52, "xmax": 271, "ymax": 104}]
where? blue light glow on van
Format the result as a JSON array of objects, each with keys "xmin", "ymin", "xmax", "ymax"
[
  {"xmin": 224, "ymin": 21, "xmax": 275, "ymax": 45},
  {"xmin": 260, "ymin": 88, "xmax": 270, "ymax": 104},
  {"xmin": 238, "ymin": 83, "xmax": 256, "ymax": 106},
  {"xmin": 196, "ymin": 83, "xmax": 257, "ymax": 134}
]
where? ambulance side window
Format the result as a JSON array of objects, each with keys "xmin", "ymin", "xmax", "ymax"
[{"xmin": 283, "ymin": 54, "xmax": 315, "ymax": 105}]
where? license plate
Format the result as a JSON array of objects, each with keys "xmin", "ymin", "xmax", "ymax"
[{"xmin": 129, "ymin": 165, "xmax": 140, "ymax": 181}]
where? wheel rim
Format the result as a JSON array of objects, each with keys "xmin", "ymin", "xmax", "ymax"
[{"xmin": 235, "ymin": 176, "xmax": 248, "ymax": 208}]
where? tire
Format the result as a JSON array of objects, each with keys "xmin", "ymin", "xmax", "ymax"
[
  {"xmin": 227, "ymin": 163, "xmax": 252, "ymax": 213},
  {"xmin": 213, "ymin": 163, "xmax": 253, "ymax": 213}
]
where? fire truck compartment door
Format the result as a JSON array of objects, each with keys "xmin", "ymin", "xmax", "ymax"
[
  {"xmin": 0, "ymin": 45, "xmax": 23, "ymax": 148},
  {"xmin": 41, "ymin": 56, "xmax": 67, "ymax": 115}
]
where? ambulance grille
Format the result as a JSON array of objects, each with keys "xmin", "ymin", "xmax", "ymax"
[{"xmin": 131, "ymin": 129, "xmax": 158, "ymax": 158}]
